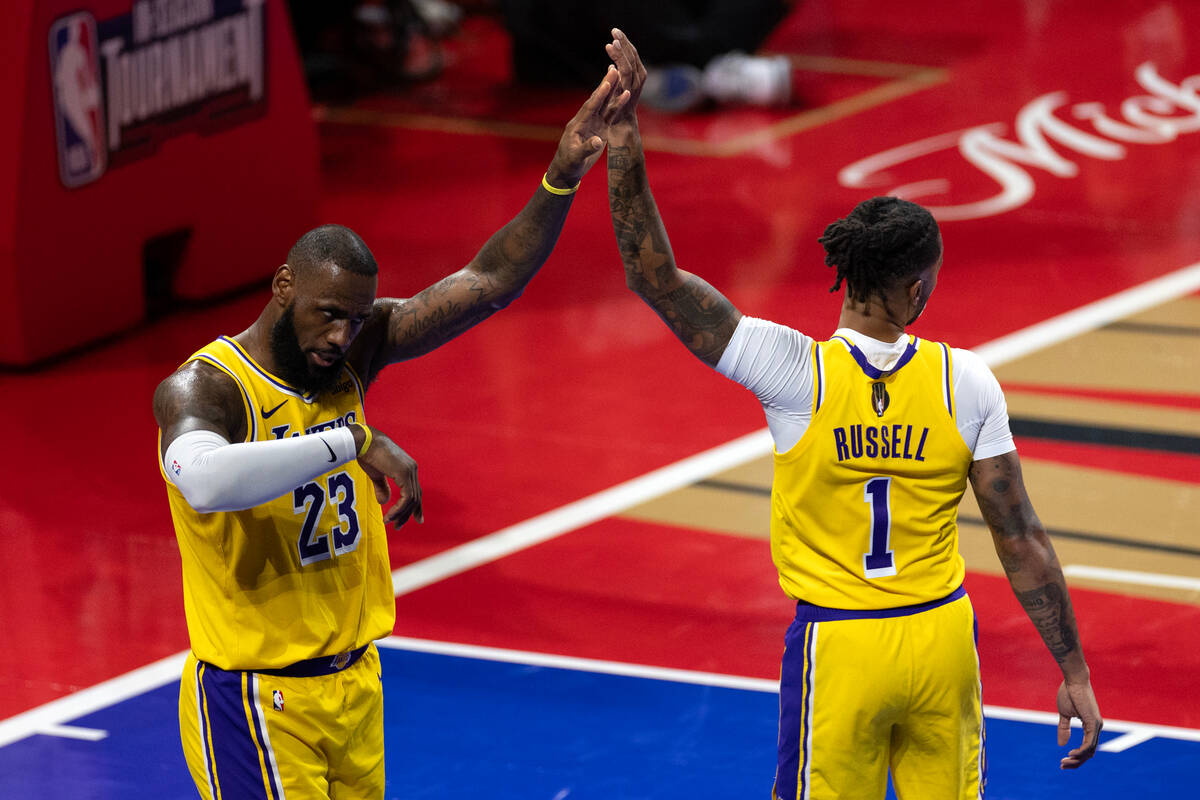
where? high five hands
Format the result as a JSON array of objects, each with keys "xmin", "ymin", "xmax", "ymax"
[
  {"xmin": 548, "ymin": 60, "xmax": 633, "ymax": 187},
  {"xmin": 605, "ymin": 28, "xmax": 646, "ymax": 123}
]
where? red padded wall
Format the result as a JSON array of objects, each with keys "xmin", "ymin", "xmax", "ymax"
[{"xmin": 2, "ymin": 0, "xmax": 318, "ymax": 364}]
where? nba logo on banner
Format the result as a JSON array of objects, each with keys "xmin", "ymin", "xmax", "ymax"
[{"xmin": 48, "ymin": 12, "xmax": 107, "ymax": 188}]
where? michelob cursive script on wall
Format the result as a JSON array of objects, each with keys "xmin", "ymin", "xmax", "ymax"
[{"xmin": 838, "ymin": 63, "xmax": 1200, "ymax": 221}]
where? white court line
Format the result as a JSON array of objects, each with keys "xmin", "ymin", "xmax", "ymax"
[
  {"xmin": 0, "ymin": 651, "xmax": 186, "ymax": 748},
  {"xmin": 981, "ymin": 705, "xmax": 1200, "ymax": 745},
  {"xmin": 3, "ymin": 260, "xmax": 1200, "ymax": 749},
  {"xmin": 1063, "ymin": 565, "xmax": 1200, "ymax": 593},
  {"xmin": 391, "ymin": 429, "xmax": 773, "ymax": 596},
  {"xmin": 973, "ymin": 261, "xmax": 1200, "ymax": 368},
  {"xmin": 379, "ymin": 636, "xmax": 1200, "ymax": 747},
  {"xmin": 1099, "ymin": 730, "xmax": 1158, "ymax": 753},
  {"xmin": 35, "ymin": 725, "xmax": 108, "ymax": 742},
  {"xmin": 378, "ymin": 636, "xmax": 780, "ymax": 693}
]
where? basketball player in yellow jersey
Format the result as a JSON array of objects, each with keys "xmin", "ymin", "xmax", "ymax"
[
  {"xmin": 153, "ymin": 70, "xmax": 633, "ymax": 799},
  {"xmin": 603, "ymin": 29, "xmax": 1102, "ymax": 800}
]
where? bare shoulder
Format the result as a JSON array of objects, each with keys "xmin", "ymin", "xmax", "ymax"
[{"xmin": 153, "ymin": 360, "xmax": 247, "ymax": 449}]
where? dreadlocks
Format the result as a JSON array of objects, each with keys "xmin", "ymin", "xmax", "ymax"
[{"xmin": 818, "ymin": 197, "xmax": 941, "ymax": 303}]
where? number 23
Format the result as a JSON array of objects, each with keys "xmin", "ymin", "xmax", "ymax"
[{"xmin": 293, "ymin": 471, "xmax": 360, "ymax": 565}]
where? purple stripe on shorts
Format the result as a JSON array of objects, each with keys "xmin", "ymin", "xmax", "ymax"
[
  {"xmin": 792, "ymin": 585, "xmax": 966, "ymax": 623},
  {"xmin": 199, "ymin": 663, "xmax": 274, "ymax": 800}
]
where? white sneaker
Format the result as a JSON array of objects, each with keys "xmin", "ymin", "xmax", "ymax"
[
  {"xmin": 702, "ymin": 52, "xmax": 791, "ymax": 106},
  {"xmin": 642, "ymin": 64, "xmax": 706, "ymax": 112},
  {"xmin": 410, "ymin": 0, "xmax": 462, "ymax": 38}
]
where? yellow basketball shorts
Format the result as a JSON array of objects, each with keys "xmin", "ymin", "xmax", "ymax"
[
  {"xmin": 773, "ymin": 587, "xmax": 985, "ymax": 800},
  {"xmin": 179, "ymin": 645, "xmax": 385, "ymax": 799}
]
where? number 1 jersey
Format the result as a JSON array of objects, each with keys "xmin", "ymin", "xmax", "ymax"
[
  {"xmin": 771, "ymin": 335, "xmax": 974, "ymax": 609},
  {"xmin": 159, "ymin": 336, "xmax": 394, "ymax": 670}
]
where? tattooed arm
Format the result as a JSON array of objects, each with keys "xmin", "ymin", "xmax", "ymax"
[
  {"xmin": 348, "ymin": 70, "xmax": 629, "ymax": 382},
  {"xmin": 969, "ymin": 450, "xmax": 1103, "ymax": 768},
  {"xmin": 604, "ymin": 29, "xmax": 741, "ymax": 367}
]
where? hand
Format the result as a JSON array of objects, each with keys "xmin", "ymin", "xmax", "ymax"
[
  {"xmin": 547, "ymin": 66, "xmax": 630, "ymax": 186},
  {"xmin": 605, "ymin": 28, "xmax": 647, "ymax": 123},
  {"xmin": 1056, "ymin": 678, "xmax": 1102, "ymax": 768},
  {"xmin": 358, "ymin": 429, "xmax": 424, "ymax": 528}
]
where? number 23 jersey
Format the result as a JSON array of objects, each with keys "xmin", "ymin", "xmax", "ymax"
[{"xmin": 159, "ymin": 336, "xmax": 394, "ymax": 670}]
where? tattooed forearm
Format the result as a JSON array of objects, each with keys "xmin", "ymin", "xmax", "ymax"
[
  {"xmin": 479, "ymin": 189, "xmax": 572, "ymax": 289},
  {"xmin": 607, "ymin": 136, "xmax": 740, "ymax": 365},
  {"xmin": 608, "ymin": 144, "xmax": 671, "ymax": 287},
  {"xmin": 1015, "ymin": 582, "xmax": 1080, "ymax": 663},
  {"xmin": 969, "ymin": 451, "xmax": 1088, "ymax": 673}
]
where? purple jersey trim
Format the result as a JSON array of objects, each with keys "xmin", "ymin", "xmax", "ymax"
[
  {"xmin": 792, "ymin": 584, "xmax": 966, "ymax": 622},
  {"xmin": 832, "ymin": 335, "xmax": 920, "ymax": 379}
]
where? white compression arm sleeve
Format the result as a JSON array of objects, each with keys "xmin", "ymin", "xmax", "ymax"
[{"xmin": 163, "ymin": 427, "xmax": 358, "ymax": 513}]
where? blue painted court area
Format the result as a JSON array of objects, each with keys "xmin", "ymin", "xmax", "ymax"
[{"xmin": 0, "ymin": 643, "xmax": 1193, "ymax": 798}]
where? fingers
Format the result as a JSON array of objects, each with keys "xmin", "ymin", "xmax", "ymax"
[
  {"xmin": 409, "ymin": 472, "xmax": 424, "ymax": 524},
  {"xmin": 1060, "ymin": 739, "xmax": 1098, "ymax": 769},
  {"xmin": 607, "ymin": 28, "xmax": 644, "ymax": 80},
  {"xmin": 613, "ymin": 28, "xmax": 639, "ymax": 61},
  {"xmin": 577, "ymin": 67, "xmax": 617, "ymax": 118},
  {"xmin": 1057, "ymin": 714, "xmax": 1071, "ymax": 747},
  {"xmin": 1057, "ymin": 714, "xmax": 1101, "ymax": 769},
  {"xmin": 1073, "ymin": 718, "xmax": 1102, "ymax": 764},
  {"xmin": 383, "ymin": 498, "xmax": 414, "ymax": 529},
  {"xmin": 602, "ymin": 89, "xmax": 632, "ymax": 123},
  {"xmin": 372, "ymin": 474, "xmax": 391, "ymax": 505}
]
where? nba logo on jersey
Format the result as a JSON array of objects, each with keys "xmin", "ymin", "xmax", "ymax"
[
  {"xmin": 272, "ymin": 690, "xmax": 284, "ymax": 712},
  {"xmin": 48, "ymin": 12, "xmax": 107, "ymax": 188}
]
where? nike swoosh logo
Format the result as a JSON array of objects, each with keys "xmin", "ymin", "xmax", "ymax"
[
  {"xmin": 321, "ymin": 438, "xmax": 336, "ymax": 462},
  {"xmin": 261, "ymin": 400, "xmax": 287, "ymax": 419}
]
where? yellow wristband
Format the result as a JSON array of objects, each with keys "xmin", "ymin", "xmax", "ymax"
[
  {"xmin": 542, "ymin": 172, "xmax": 580, "ymax": 195},
  {"xmin": 357, "ymin": 425, "xmax": 373, "ymax": 457}
]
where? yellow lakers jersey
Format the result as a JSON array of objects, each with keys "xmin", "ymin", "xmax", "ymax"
[
  {"xmin": 159, "ymin": 336, "xmax": 394, "ymax": 670},
  {"xmin": 771, "ymin": 334, "xmax": 973, "ymax": 609}
]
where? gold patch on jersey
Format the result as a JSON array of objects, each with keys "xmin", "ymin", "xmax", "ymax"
[{"xmin": 871, "ymin": 382, "xmax": 890, "ymax": 417}]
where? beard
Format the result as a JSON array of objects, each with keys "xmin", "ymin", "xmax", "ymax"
[{"xmin": 269, "ymin": 305, "xmax": 346, "ymax": 395}]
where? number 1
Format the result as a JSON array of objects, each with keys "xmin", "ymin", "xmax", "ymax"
[{"xmin": 863, "ymin": 477, "xmax": 897, "ymax": 578}]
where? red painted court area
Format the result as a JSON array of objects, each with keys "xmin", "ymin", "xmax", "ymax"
[{"xmin": 3, "ymin": 0, "xmax": 1200, "ymax": 755}]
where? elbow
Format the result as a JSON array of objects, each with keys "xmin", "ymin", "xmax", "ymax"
[
  {"xmin": 624, "ymin": 268, "xmax": 650, "ymax": 296},
  {"xmin": 181, "ymin": 485, "xmax": 224, "ymax": 514},
  {"xmin": 176, "ymin": 478, "xmax": 235, "ymax": 514},
  {"xmin": 489, "ymin": 287, "xmax": 523, "ymax": 311},
  {"xmin": 993, "ymin": 527, "xmax": 1054, "ymax": 573}
]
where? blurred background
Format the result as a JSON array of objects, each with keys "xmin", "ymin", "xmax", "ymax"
[{"xmin": 2, "ymin": 1, "xmax": 1199, "ymax": 797}]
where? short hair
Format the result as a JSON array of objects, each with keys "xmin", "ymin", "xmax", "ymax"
[
  {"xmin": 286, "ymin": 224, "xmax": 378, "ymax": 277},
  {"xmin": 818, "ymin": 197, "xmax": 940, "ymax": 302}
]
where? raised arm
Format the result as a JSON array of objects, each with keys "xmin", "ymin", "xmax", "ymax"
[
  {"xmin": 350, "ymin": 70, "xmax": 629, "ymax": 379},
  {"xmin": 968, "ymin": 450, "xmax": 1103, "ymax": 768},
  {"xmin": 605, "ymin": 29, "xmax": 741, "ymax": 367}
]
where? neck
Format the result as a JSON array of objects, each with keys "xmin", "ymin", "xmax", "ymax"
[
  {"xmin": 234, "ymin": 306, "xmax": 278, "ymax": 371},
  {"xmin": 838, "ymin": 297, "xmax": 908, "ymax": 342}
]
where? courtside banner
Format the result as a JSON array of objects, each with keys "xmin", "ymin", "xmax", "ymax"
[{"xmin": 48, "ymin": 0, "xmax": 268, "ymax": 188}]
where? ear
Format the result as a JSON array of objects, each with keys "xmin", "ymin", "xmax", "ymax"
[
  {"xmin": 272, "ymin": 264, "xmax": 294, "ymax": 307},
  {"xmin": 907, "ymin": 277, "xmax": 924, "ymax": 308}
]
